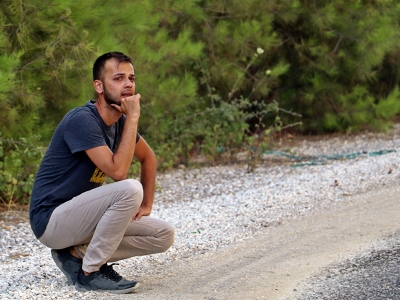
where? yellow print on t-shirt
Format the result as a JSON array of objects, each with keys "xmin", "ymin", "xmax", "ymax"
[{"xmin": 90, "ymin": 167, "xmax": 106, "ymax": 183}]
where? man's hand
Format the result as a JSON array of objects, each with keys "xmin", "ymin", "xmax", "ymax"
[
  {"xmin": 132, "ymin": 205, "xmax": 152, "ymax": 221},
  {"xmin": 111, "ymin": 94, "xmax": 141, "ymax": 119}
]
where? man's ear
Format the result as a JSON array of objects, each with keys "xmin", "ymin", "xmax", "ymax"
[{"xmin": 94, "ymin": 80, "xmax": 103, "ymax": 93}]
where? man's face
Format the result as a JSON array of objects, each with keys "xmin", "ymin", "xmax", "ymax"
[{"xmin": 100, "ymin": 59, "xmax": 135, "ymax": 106}]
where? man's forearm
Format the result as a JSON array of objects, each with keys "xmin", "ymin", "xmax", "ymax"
[
  {"xmin": 110, "ymin": 94, "xmax": 141, "ymax": 180},
  {"xmin": 111, "ymin": 119, "xmax": 139, "ymax": 180}
]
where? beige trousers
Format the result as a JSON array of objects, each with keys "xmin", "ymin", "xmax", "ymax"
[{"xmin": 39, "ymin": 179, "xmax": 175, "ymax": 273}]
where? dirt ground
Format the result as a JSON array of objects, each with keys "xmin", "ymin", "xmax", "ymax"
[
  {"xmin": 1, "ymin": 181, "xmax": 399, "ymax": 299},
  {"xmin": 120, "ymin": 184, "xmax": 400, "ymax": 300},
  {"xmin": 2, "ymin": 181, "xmax": 399, "ymax": 299}
]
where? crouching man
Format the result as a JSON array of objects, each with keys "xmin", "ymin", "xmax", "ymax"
[{"xmin": 29, "ymin": 52, "xmax": 174, "ymax": 294}]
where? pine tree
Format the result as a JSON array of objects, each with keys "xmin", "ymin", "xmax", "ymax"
[
  {"xmin": 0, "ymin": 0, "xmax": 96, "ymax": 203},
  {"xmin": 0, "ymin": 0, "xmax": 96, "ymax": 139},
  {"xmin": 270, "ymin": 0, "xmax": 400, "ymax": 132}
]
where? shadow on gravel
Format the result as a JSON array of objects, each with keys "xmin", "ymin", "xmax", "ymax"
[{"xmin": 265, "ymin": 149, "xmax": 396, "ymax": 167}]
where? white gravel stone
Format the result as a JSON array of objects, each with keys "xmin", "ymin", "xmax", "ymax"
[{"xmin": 1, "ymin": 124, "xmax": 400, "ymax": 299}]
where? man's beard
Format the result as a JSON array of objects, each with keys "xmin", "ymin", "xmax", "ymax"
[{"xmin": 103, "ymin": 84, "xmax": 121, "ymax": 106}]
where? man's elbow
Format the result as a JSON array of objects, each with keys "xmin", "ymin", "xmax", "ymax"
[
  {"xmin": 149, "ymin": 151, "xmax": 157, "ymax": 165},
  {"xmin": 111, "ymin": 170, "xmax": 129, "ymax": 181},
  {"xmin": 140, "ymin": 150, "xmax": 157, "ymax": 167}
]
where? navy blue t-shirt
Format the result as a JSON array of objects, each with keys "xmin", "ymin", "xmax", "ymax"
[{"xmin": 29, "ymin": 100, "xmax": 140, "ymax": 238}]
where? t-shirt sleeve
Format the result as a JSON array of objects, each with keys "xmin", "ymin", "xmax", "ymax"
[{"xmin": 64, "ymin": 110, "xmax": 106, "ymax": 154}]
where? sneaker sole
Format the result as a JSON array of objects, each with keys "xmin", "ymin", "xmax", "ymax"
[
  {"xmin": 75, "ymin": 282, "xmax": 140, "ymax": 294},
  {"xmin": 51, "ymin": 249, "xmax": 75, "ymax": 286}
]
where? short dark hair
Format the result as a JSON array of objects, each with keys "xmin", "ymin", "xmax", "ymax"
[{"xmin": 92, "ymin": 52, "xmax": 133, "ymax": 81}]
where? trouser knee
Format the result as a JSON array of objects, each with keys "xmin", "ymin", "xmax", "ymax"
[
  {"xmin": 119, "ymin": 179, "xmax": 143, "ymax": 206},
  {"xmin": 158, "ymin": 222, "xmax": 175, "ymax": 252}
]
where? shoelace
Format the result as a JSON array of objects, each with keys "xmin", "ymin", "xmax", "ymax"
[{"xmin": 100, "ymin": 263, "xmax": 123, "ymax": 282}]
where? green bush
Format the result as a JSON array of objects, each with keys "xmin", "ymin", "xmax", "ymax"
[
  {"xmin": 0, "ymin": 135, "xmax": 44, "ymax": 205},
  {"xmin": 2, "ymin": 0, "xmax": 400, "ymax": 204}
]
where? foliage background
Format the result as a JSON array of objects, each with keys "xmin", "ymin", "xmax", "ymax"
[{"xmin": 1, "ymin": 0, "xmax": 400, "ymax": 204}]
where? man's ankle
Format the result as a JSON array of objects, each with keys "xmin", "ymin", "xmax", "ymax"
[{"xmin": 69, "ymin": 247, "xmax": 82, "ymax": 260}]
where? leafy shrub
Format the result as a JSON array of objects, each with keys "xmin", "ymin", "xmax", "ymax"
[{"xmin": 0, "ymin": 135, "xmax": 44, "ymax": 205}]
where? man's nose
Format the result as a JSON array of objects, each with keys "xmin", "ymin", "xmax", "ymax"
[{"xmin": 124, "ymin": 78, "xmax": 133, "ymax": 87}]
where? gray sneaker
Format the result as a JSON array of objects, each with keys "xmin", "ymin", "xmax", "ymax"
[
  {"xmin": 75, "ymin": 263, "xmax": 139, "ymax": 294},
  {"xmin": 51, "ymin": 248, "xmax": 82, "ymax": 285}
]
